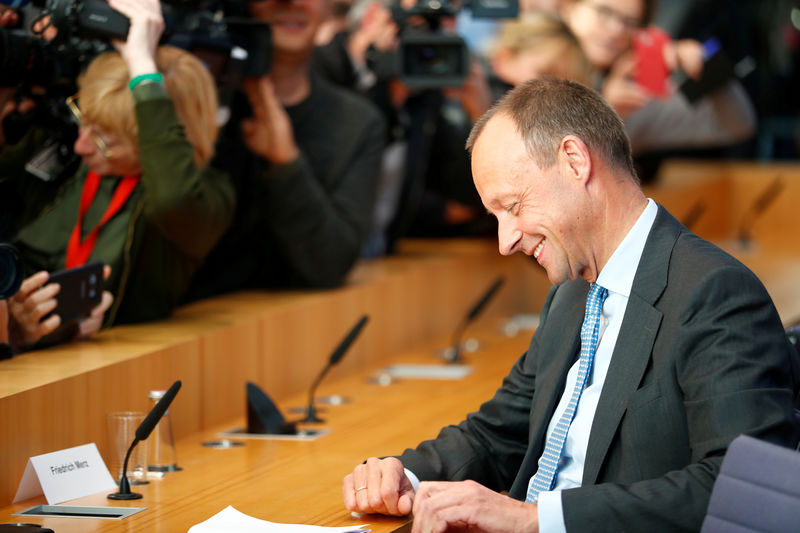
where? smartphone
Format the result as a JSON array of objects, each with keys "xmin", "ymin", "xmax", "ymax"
[
  {"xmin": 47, "ymin": 262, "xmax": 104, "ymax": 324},
  {"xmin": 633, "ymin": 26, "xmax": 671, "ymax": 98}
]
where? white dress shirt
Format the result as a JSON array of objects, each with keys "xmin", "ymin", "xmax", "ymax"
[{"xmin": 537, "ymin": 199, "xmax": 657, "ymax": 532}]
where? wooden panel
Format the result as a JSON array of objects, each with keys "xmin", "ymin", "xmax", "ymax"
[{"xmin": 0, "ymin": 240, "xmax": 548, "ymax": 507}]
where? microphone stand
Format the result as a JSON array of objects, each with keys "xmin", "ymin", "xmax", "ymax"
[
  {"xmin": 109, "ymin": 380, "xmax": 182, "ymax": 500},
  {"xmin": 444, "ymin": 276, "xmax": 505, "ymax": 364},
  {"xmin": 109, "ymin": 438, "xmax": 143, "ymax": 500},
  {"xmin": 738, "ymin": 177, "xmax": 784, "ymax": 248},
  {"xmin": 300, "ymin": 315, "xmax": 369, "ymax": 424}
]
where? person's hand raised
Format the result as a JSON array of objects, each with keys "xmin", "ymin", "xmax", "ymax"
[
  {"xmin": 107, "ymin": 0, "xmax": 164, "ymax": 77},
  {"xmin": 241, "ymin": 76, "xmax": 300, "ymax": 165}
]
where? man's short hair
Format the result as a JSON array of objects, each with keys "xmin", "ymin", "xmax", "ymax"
[{"xmin": 466, "ymin": 77, "xmax": 637, "ymax": 180}]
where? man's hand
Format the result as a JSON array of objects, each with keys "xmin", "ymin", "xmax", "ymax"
[
  {"xmin": 411, "ymin": 480, "xmax": 539, "ymax": 533},
  {"xmin": 242, "ymin": 77, "xmax": 300, "ymax": 165},
  {"xmin": 8, "ymin": 271, "xmax": 61, "ymax": 349},
  {"xmin": 343, "ymin": 457, "xmax": 415, "ymax": 516}
]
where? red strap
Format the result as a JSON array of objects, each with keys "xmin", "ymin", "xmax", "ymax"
[{"xmin": 66, "ymin": 170, "xmax": 140, "ymax": 269}]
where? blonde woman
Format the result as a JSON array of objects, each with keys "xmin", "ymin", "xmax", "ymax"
[
  {"xmin": 489, "ymin": 10, "xmax": 595, "ymax": 89},
  {"xmin": 0, "ymin": 0, "xmax": 234, "ymax": 350}
]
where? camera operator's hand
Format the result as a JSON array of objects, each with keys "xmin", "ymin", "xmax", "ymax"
[
  {"xmin": 664, "ymin": 38, "xmax": 704, "ymax": 81},
  {"xmin": 242, "ymin": 77, "xmax": 300, "ymax": 165},
  {"xmin": 107, "ymin": 0, "xmax": 164, "ymax": 77},
  {"xmin": 0, "ymin": 7, "xmax": 20, "ymax": 28},
  {"xmin": 7, "ymin": 271, "xmax": 62, "ymax": 350},
  {"xmin": 443, "ymin": 59, "xmax": 493, "ymax": 123},
  {"xmin": 75, "ymin": 266, "xmax": 113, "ymax": 341}
]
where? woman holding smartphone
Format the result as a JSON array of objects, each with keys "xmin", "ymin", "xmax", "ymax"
[
  {"xmin": 0, "ymin": 0, "xmax": 234, "ymax": 351},
  {"xmin": 559, "ymin": 0, "xmax": 756, "ymax": 170}
]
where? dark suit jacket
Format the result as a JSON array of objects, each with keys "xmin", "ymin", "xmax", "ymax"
[{"xmin": 399, "ymin": 205, "xmax": 797, "ymax": 532}]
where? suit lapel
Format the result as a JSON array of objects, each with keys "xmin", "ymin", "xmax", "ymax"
[{"xmin": 582, "ymin": 205, "xmax": 681, "ymax": 484}]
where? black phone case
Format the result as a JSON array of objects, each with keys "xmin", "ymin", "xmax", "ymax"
[{"xmin": 47, "ymin": 262, "xmax": 104, "ymax": 324}]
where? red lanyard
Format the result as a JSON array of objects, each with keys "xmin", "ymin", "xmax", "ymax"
[{"xmin": 66, "ymin": 170, "xmax": 140, "ymax": 269}]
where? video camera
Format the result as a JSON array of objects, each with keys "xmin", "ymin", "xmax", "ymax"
[
  {"xmin": 0, "ymin": 0, "xmax": 271, "ymax": 180},
  {"xmin": 371, "ymin": 0, "xmax": 517, "ymax": 89}
]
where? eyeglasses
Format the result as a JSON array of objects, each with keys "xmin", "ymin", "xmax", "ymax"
[
  {"xmin": 582, "ymin": 1, "xmax": 642, "ymax": 32},
  {"xmin": 66, "ymin": 94, "xmax": 113, "ymax": 158}
]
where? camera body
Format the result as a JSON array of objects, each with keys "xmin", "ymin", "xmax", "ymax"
[
  {"xmin": 369, "ymin": 0, "xmax": 517, "ymax": 90},
  {"xmin": 0, "ymin": 243, "xmax": 23, "ymax": 300}
]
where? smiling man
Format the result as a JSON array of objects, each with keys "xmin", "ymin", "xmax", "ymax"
[
  {"xmin": 341, "ymin": 78, "xmax": 798, "ymax": 532},
  {"xmin": 188, "ymin": 0, "xmax": 385, "ymax": 296}
]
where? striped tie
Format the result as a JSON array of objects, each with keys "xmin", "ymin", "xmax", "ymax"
[{"xmin": 526, "ymin": 283, "xmax": 608, "ymax": 503}]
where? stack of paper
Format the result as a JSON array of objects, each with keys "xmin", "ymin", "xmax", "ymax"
[{"xmin": 188, "ymin": 506, "xmax": 370, "ymax": 533}]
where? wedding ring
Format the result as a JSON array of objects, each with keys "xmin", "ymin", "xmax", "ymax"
[{"xmin": 355, "ymin": 485, "xmax": 368, "ymax": 492}]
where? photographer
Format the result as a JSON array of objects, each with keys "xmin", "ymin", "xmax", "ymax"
[
  {"xmin": 0, "ymin": 0, "xmax": 234, "ymax": 350},
  {"xmin": 312, "ymin": 0, "xmax": 494, "ymax": 256},
  {"xmin": 186, "ymin": 0, "xmax": 385, "ymax": 296}
]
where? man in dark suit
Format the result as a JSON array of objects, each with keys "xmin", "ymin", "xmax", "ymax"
[{"xmin": 341, "ymin": 78, "xmax": 798, "ymax": 532}]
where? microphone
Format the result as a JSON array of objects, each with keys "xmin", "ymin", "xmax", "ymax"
[
  {"xmin": 299, "ymin": 315, "xmax": 369, "ymax": 423},
  {"xmin": 108, "ymin": 380, "xmax": 182, "ymax": 500},
  {"xmin": 681, "ymin": 198, "xmax": 706, "ymax": 232},
  {"xmin": 444, "ymin": 276, "xmax": 505, "ymax": 363},
  {"xmin": 737, "ymin": 177, "xmax": 784, "ymax": 247}
]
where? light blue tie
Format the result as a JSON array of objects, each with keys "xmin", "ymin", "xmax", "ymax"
[{"xmin": 526, "ymin": 283, "xmax": 608, "ymax": 504}]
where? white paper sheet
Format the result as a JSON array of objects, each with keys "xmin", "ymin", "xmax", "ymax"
[{"xmin": 188, "ymin": 505, "xmax": 370, "ymax": 533}]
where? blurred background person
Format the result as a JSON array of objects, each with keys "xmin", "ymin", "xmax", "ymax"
[
  {"xmin": 488, "ymin": 10, "xmax": 595, "ymax": 94},
  {"xmin": 559, "ymin": 0, "xmax": 757, "ymax": 182},
  {"xmin": 313, "ymin": 0, "xmax": 495, "ymax": 257},
  {"xmin": 0, "ymin": 0, "xmax": 234, "ymax": 350},
  {"xmin": 186, "ymin": 0, "xmax": 385, "ymax": 295},
  {"xmin": 315, "ymin": 0, "xmax": 354, "ymax": 45}
]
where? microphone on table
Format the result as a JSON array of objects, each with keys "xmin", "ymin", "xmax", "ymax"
[
  {"xmin": 108, "ymin": 380, "xmax": 182, "ymax": 500},
  {"xmin": 680, "ymin": 198, "xmax": 706, "ymax": 232},
  {"xmin": 738, "ymin": 176, "xmax": 784, "ymax": 247},
  {"xmin": 299, "ymin": 315, "xmax": 369, "ymax": 424},
  {"xmin": 444, "ymin": 276, "xmax": 505, "ymax": 364}
]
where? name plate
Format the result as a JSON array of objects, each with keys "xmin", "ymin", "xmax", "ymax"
[{"xmin": 13, "ymin": 443, "xmax": 117, "ymax": 504}]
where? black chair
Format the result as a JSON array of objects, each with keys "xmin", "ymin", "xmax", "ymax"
[{"xmin": 701, "ymin": 434, "xmax": 800, "ymax": 533}]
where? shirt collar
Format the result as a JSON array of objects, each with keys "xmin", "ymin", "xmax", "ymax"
[{"xmin": 596, "ymin": 199, "xmax": 657, "ymax": 298}]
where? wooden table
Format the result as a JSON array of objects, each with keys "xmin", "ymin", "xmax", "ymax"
[{"xmin": 0, "ymin": 323, "xmax": 533, "ymax": 532}]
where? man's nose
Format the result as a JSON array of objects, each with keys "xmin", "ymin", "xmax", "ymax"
[{"xmin": 497, "ymin": 219, "xmax": 521, "ymax": 256}]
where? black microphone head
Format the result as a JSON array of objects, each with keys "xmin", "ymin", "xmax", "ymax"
[
  {"xmin": 329, "ymin": 315, "xmax": 369, "ymax": 366},
  {"xmin": 135, "ymin": 380, "xmax": 181, "ymax": 441}
]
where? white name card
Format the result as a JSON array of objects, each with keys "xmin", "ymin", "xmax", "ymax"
[{"xmin": 13, "ymin": 443, "xmax": 117, "ymax": 504}]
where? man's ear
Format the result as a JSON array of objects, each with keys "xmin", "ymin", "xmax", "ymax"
[{"xmin": 558, "ymin": 135, "xmax": 592, "ymax": 184}]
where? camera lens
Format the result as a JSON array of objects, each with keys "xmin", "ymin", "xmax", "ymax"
[{"xmin": 0, "ymin": 243, "xmax": 24, "ymax": 299}]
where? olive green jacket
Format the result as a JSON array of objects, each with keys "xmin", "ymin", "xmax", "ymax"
[{"xmin": 0, "ymin": 83, "xmax": 235, "ymax": 326}]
